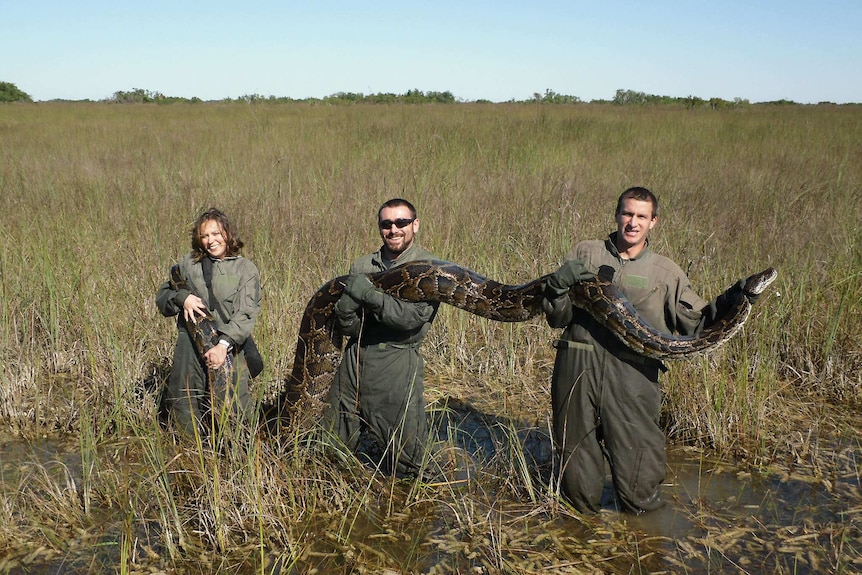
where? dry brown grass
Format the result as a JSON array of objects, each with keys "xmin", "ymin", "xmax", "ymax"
[{"xmin": 1, "ymin": 101, "xmax": 860, "ymax": 572}]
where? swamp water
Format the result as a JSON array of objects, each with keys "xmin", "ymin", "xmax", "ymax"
[{"xmin": 1, "ymin": 399, "xmax": 859, "ymax": 574}]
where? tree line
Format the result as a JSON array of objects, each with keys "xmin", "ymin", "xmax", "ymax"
[{"xmin": 0, "ymin": 81, "xmax": 852, "ymax": 107}]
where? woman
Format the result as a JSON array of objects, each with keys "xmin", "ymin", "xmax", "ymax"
[{"xmin": 156, "ymin": 208, "xmax": 262, "ymax": 437}]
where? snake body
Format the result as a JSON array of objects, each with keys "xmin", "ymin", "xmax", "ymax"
[
  {"xmin": 169, "ymin": 265, "xmax": 235, "ymax": 384},
  {"xmin": 269, "ymin": 261, "xmax": 776, "ymax": 423}
]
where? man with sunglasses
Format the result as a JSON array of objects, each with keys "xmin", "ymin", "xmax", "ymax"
[{"xmin": 322, "ymin": 198, "xmax": 439, "ymax": 478}]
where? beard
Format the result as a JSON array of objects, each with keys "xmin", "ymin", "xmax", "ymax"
[{"xmin": 383, "ymin": 233, "xmax": 413, "ymax": 256}]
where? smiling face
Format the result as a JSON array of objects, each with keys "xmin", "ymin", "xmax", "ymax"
[
  {"xmin": 614, "ymin": 197, "xmax": 657, "ymax": 258},
  {"xmin": 198, "ymin": 219, "xmax": 228, "ymax": 260},
  {"xmin": 378, "ymin": 204, "xmax": 419, "ymax": 260}
]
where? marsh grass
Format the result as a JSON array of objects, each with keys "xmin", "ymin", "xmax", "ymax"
[{"xmin": 1, "ymin": 102, "xmax": 860, "ymax": 572}]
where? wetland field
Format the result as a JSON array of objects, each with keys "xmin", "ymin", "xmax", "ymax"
[{"xmin": 0, "ymin": 102, "xmax": 860, "ymax": 573}]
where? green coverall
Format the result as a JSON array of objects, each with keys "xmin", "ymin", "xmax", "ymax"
[
  {"xmin": 155, "ymin": 253, "xmax": 261, "ymax": 436},
  {"xmin": 545, "ymin": 233, "xmax": 741, "ymax": 513},
  {"xmin": 322, "ymin": 244, "xmax": 439, "ymax": 477}
]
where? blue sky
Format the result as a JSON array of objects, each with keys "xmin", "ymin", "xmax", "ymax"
[{"xmin": 2, "ymin": 1, "xmax": 859, "ymax": 103}]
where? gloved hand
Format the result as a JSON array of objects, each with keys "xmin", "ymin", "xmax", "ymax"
[
  {"xmin": 739, "ymin": 278, "xmax": 760, "ymax": 305},
  {"xmin": 343, "ymin": 274, "xmax": 378, "ymax": 303},
  {"xmin": 725, "ymin": 278, "xmax": 759, "ymax": 306},
  {"xmin": 336, "ymin": 291, "xmax": 362, "ymax": 314},
  {"xmin": 542, "ymin": 293, "xmax": 573, "ymax": 328},
  {"xmin": 545, "ymin": 259, "xmax": 594, "ymax": 296},
  {"xmin": 343, "ymin": 274, "xmax": 387, "ymax": 310}
]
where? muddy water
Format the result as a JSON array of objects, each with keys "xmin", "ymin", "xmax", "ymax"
[
  {"xmin": 0, "ymin": 435, "xmax": 85, "ymax": 487},
  {"xmin": 424, "ymin": 398, "xmax": 859, "ymax": 573},
  {"xmin": 2, "ymin": 401, "xmax": 860, "ymax": 574},
  {"xmin": 0, "ymin": 436, "xmax": 140, "ymax": 574}
]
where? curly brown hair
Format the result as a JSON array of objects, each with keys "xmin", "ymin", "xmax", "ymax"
[{"xmin": 190, "ymin": 208, "xmax": 244, "ymax": 262}]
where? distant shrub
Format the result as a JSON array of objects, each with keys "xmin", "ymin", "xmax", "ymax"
[{"xmin": 0, "ymin": 81, "xmax": 33, "ymax": 103}]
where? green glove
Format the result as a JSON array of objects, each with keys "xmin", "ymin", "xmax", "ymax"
[
  {"xmin": 721, "ymin": 279, "xmax": 758, "ymax": 311},
  {"xmin": 336, "ymin": 291, "xmax": 362, "ymax": 314},
  {"xmin": 737, "ymin": 278, "xmax": 760, "ymax": 305},
  {"xmin": 343, "ymin": 274, "xmax": 379, "ymax": 304},
  {"xmin": 546, "ymin": 259, "xmax": 594, "ymax": 296},
  {"xmin": 542, "ymin": 293, "xmax": 572, "ymax": 328}
]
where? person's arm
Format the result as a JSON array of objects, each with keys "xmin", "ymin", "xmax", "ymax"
[
  {"xmin": 214, "ymin": 260, "xmax": 262, "ymax": 346},
  {"xmin": 694, "ymin": 278, "xmax": 759, "ymax": 334},
  {"xmin": 155, "ymin": 278, "xmax": 186, "ymax": 318},
  {"xmin": 156, "ymin": 256, "xmax": 210, "ymax": 321},
  {"xmin": 671, "ymin": 274, "xmax": 757, "ymax": 336},
  {"xmin": 204, "ymin": 259, "xmax": 261, "ymax": 369},
  {"xmin": 542, "ymin": 259, "xmax": 594, "ymax": 328},
  {"xmin": 341, "ymin": 274, "xmax": 436, "ymax": 330},
  {"xmin": 334, "ymin": 287, "xmax": 363, "ymax": 337}
]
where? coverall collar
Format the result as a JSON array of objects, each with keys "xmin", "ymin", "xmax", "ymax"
[{"xmin": 606, "ymin": 232, "xmax": 651, "ymax": 262}]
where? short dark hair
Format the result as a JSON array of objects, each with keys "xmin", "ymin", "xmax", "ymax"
[
  {"xmin": 190, "ymin": 207, "xmax": 244, "ymax": 261},
  {"xmin": 378, "ymin": 198, "xmax": 417, "ymax": 220},
  {"xmin": 616, "ymin": 187, "xmax": 658, "ymax": 218}
]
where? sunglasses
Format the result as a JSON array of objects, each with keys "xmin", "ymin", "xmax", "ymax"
[{"xmin": 378, "ymin": 217, "xmax": 415, "ymax": 229}]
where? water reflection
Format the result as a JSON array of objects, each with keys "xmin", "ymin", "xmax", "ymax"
[
  {"xmin": 422, "ymin": 398, "xmax": 861, "ymax": 574},
  {"xmin": 0, "ymin": 434, "xmax": 83, "ymax": 488}
]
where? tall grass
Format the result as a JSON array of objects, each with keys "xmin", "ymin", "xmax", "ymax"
[{"xmin": 1, "ymin": 102, "xmax": 860, "ymax": 572}]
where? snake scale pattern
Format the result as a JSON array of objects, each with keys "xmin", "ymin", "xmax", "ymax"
[
  {"xmin": 169, "ymin": 265, "xmax": 235, "ymax": 386},
  {"xmin": 267, "ymin": 260, "xmax": 777, "ymax": 423}
]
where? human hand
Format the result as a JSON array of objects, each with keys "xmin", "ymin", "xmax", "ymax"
[
  {"xmin": 204, "ymin": 344, "xmax": 228, "ymax": 369},
  {"xmin": 337, "ymin": 291, "xmax": 362, "ymax": 314},
  {"xmin": 542, "ymin": 293, "xmax": 569, "ymax": 316},
  {"xmin": 546, "ymin": 259, "xmax": 594, "ymax": 295},
  {"xmin": 724, "ymin": 278, "xmax": 759, "ymax": 307},
  {"xmin": 343, "ymin": 274, "xmax": 377, "ymax": 303},
  {"xmin": 542, "ymin": 292, "xmax": 573, "ymax": 329},
  {"xmin": 738, "ymin": 279, "xmax": 760, "ymax": 305},
  {"xmin": 182, "ymin": 294, "xmax": 209, "ymax": 324}
]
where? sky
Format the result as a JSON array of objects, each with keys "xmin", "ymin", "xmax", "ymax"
[{"xmin": 2, "ymin": 1, "xmax": 860, "ymax": 104}]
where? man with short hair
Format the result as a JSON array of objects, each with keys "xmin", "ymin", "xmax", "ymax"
[
  {"xmin": 322, "ymin": 198, "xmax": 439, "ymax": 478},
  {"xmin": 543, "ymin": 186, "xmax": 757, "ymax": 513}
]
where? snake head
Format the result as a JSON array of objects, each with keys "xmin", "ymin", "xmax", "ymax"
[{"xmin": 744, "ymin": 267, "xmax": 778, "ymax": 296}]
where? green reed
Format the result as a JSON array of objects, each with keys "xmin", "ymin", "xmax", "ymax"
[{"xmin": 1, "ymin": 101, "xmax": 860, "ymax": 572}]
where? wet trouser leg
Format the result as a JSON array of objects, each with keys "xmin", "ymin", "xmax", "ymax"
[
  {"xmin": 601, "ymin": 353, "xmax": 666, "ymax": 513},
  {"xmin": 321, "ymin": 343, "xmax": 362, "ymax": 452},
  {"xmin": 166, "ymin": 329, "xmax": 255, "ymax": 438},
  {"xmin": 166, "ymin": 330, "xmax": 208, "ymax": 436},
  {"xmin": 362, "ymin": 347, "xmax": 428, "ymax": 478},
  {"xmin": 322, "ymin": 344, "xmax": 428, "ymax": 478},
  {"xmin": 552, "ymin": 344, "xmax": 604, "ymax": 512},
  {"xmin": 552, "ymin": 342, "xmax": 665, "ymax": 513}
]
